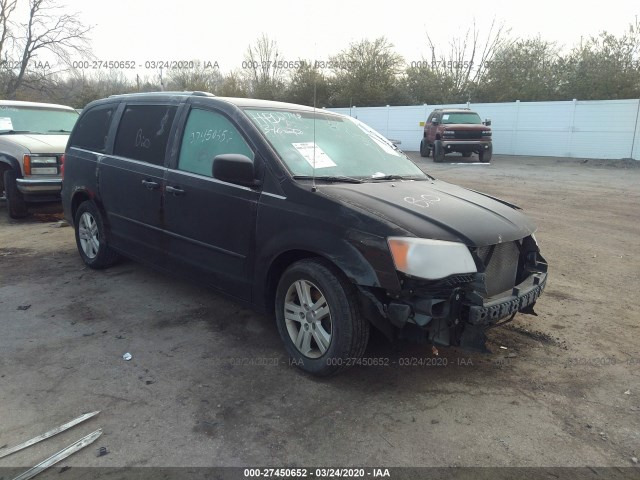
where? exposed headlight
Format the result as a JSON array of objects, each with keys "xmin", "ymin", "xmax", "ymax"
[{"xmin": 387, "ymin": 237, "xmax": 477, "ymax": 280}]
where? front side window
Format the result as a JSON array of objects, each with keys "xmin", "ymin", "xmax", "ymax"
[
  {"xmin": 245, "ymin": 109, "xmax": 426, "ymax": 179},
  {"xmin": 114, "ymin": 104, "xmax": 178, "ymax": 165},
  {"xmin": 177, "ymin": 108, "xmax": 253, "ymax": 177},
  {"xmin": 69, "ymin": 106, "xmax": 115, "ymax": 152}
]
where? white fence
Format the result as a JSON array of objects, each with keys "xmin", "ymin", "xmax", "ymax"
[{"xmin": 329, "ymin": 99, "xmax": 640, "ymax": 160}]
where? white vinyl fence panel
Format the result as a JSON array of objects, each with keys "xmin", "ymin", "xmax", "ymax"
[{"xmin": 328, "ymin": 99, "xmax": 640, "ymax": 160}]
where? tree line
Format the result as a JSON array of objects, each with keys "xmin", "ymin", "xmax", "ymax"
[{"xmin": 1, "ymin": 1, "xmax": 639, "ymax": 108}]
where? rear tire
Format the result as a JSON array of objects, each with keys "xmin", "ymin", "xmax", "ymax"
[
  {"xmin": 479, "ymin": 144, "xmax": 493, "ymax": 163},
  {"xmin": 4, "ymin": 170, "xmax": 28, "ymax": 219},
  {"xmin": 433, "ymin": 140, "xmax": 445, "ymax": 163},
  {"xmin": 275, "ymin": 258, "xmax": 369, "ymax": 376},
  {"xmin": 73, "ymin": 201, "xmax": 119, "ymax": 269},
  {"xmin": 419, "ymin": 139, "xmax": 430, "ymax": 158}
]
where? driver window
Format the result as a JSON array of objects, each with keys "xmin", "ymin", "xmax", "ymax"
[{"xmin": 178, "ymin": 109, "xmax": 253, "ymax": 177}]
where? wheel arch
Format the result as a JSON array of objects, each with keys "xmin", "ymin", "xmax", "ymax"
[
  {"xmin": 263, "ymin": 250, "xmax": 342, "ymax": 315},
  {"xmin": 0, "ymin": 155, "xmax": 20, "ymax": 178},
  {"xmin": 69, "ymin": 189, "xmax": 109, "ymax": 230},
  {"xmin": 260, "ymin": 239, "xmax": 388, "ymax": 315}
]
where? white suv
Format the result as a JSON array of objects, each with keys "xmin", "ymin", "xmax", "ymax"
[{"xmin": 0, "ymin": 100, "xmax": 78, "ymax": 218}]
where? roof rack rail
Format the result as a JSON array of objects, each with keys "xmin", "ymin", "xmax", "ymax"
[{"xmin": 108, "ymin": 91, "xmax": 216, "ymax": 98}]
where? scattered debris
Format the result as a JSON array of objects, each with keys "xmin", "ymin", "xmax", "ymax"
[
  {"xmin": 625, "ymin": 390, "xmax": 631, "ymax": 395},
  {"xmin": 631, "ymin": 457, "xmax": 638, "ymax": 464},
  {"xmin": 97, "ymin": 446, "xmax": 109, "ymax": 457},
  {"xmin": 122, "ymin": 353, "xmax": 132, "ymax": 361},
  {"xmin": 431, "ymin": 346, "xmax": 439, "ymax": 356},
  {"xmin": 499, "ymin": 346, "xmax": 508, "ymax": 350},
  {"xmin": 17, "ymin": 305, "xmax": 31, "ymax": 311},
  {"xmin": 0, "ymin": 411, "xmax": 100, "ymax": 459},
  {"xmin": 11, "ymin": 429, "xmax": 102, "ymax": 480},
  {"xmin": 49, "ymin": 220, "xmax": 70, "ymax": 228}
]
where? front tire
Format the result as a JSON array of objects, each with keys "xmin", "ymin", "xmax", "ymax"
[
  {"xmin": 479, "ymin": 144, "xmax": 493, "ymax": 163},
  {"xmin": 419, "ymin": 139, "xmax": 430, "ymax": 158},
  {"xmin": 3, "ymin": 170, "xmax": 28, "ymax": 219},
  {"xmin": 433, "ymin": 140, "xmax": 445, "ymax": 163},
  {"xmin": 275, "ymin": 258, "xmax": 369, "ymax": 376},
  {"xmin": 74, "ymin": 201, "xmax": 119, "ymax": 269}
]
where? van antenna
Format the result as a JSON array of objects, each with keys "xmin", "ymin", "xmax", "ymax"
[{"xmin": 311, "ymin": 45, "xmax": 317, "ymax": 193}]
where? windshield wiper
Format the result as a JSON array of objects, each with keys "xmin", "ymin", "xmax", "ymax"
[
  {"xmin": 293, "ymin": 175, "xmax": 363, "ymax": 184},
  {"xmin": 370, "ymin": 174, "xmax": 425, "ymax": 181},
  {"xmin": 0, "ymin": 130, "xmax": 33, "ymax": 135},
  {"xmin": 47, "ymin": 129, "xmax": 72, "ymax": 133}
]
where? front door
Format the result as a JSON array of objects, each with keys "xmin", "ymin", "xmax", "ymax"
[{"xmin": 162, "ymin": 107, "xmax": 260, "ymax": 300}]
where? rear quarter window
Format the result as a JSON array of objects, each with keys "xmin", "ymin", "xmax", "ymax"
[
  {"xmin": 69, "ymin": 106, "xmax": 116, "ymax": 152},
  {"xmin": 114, "ymin": 104, "xmax": 178, "ymax": 165}
]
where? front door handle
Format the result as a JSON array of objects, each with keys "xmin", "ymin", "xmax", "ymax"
[
  {"xmin": 165, "ymin": 185, "xmax": 185, "ymax": 196},
  {"xmin": 141, "ymin": 179, "xmax": 160, "ymax": 190}
]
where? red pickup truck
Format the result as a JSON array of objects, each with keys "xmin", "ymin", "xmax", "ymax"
[{"xmin": 420, "ymin": 108, "xmax": 492, "ymax": 163}]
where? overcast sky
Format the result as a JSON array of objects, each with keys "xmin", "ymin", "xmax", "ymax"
[{"xmin": 46, "ymin": 0, "xmax": 640, "ymax": 76}]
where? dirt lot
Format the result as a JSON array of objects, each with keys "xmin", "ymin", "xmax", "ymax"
[{"xmin": 0, "ymin": 154, "xmax": 639, "ymax": 471}]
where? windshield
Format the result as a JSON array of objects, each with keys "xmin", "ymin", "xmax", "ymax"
[
  {"xmin": 0, "ymin": 105, "xmax": 78, "ymax": 134},
  {"xmin": 441, "ymin": 112, "xmax": 482, "ymax": 125},
  {"xmin": 245, "ymin": 109, "xmax": 426, "ymax": 179}
]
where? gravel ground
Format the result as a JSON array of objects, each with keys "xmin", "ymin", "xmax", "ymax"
[{"xmin": 0, "ymin": 154, "xmax": 639, "ymax": 471}]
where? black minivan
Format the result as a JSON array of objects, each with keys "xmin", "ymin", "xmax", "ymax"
[{"xmin": 62, "ymin": 92, "xmax": 547, "ymax": 375}]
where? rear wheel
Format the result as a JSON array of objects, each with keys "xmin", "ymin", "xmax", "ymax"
[
  {"xmin": 479, "ymin": 144, "xmax": 493, "ymax": 163},
  {"xmin": 74, "ymin": 201, "xmax": 119, "ymax": 269},
  {"xmin": 433, "ymin": 140, "xmax": 445, "ymax": 163},
  {"xmin": 419, "ymin": 139, "xmax": 430, "ymax": 158},
  {"xmin": 3, "ymin": 170, "xmax": 28, "ymax": 219},
  {"xmin": 275, "ymin": 258, "xmax": 369, "ymax": 376}
]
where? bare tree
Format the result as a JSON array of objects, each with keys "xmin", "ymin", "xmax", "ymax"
[
  {"xmin": 0, "ymin": 0, "xmax": 92, "ymax": 98},
  {"xmin": 424, "ymin": 18, "xmax": 510, "ymax": 100},
  {"xmin": 242, "ymin": 34, "xmax": 285, "ymax": 100}
]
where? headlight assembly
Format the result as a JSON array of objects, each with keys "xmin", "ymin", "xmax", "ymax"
[{"xmin": 387, "ymin": 237, "xmax": 477, "ymax": 280}]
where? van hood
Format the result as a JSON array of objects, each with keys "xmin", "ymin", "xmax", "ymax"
[
  {"xmin": 4, "ymin": 134, "xmax": 69, "ymax": 153},
  {"xmin": 319, "ymin": 179, "xmax": 535, "ymax": 246}
]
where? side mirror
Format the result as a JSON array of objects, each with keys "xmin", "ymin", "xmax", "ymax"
[
  {"xmin": 483, "ymin": 119, "xmax": 492, "ymax": 126},
  {"xmin": 212, "ymin": 154, "xmax": 260, "ymax": 187},
  {"xmin": 431, "ymin": 119, "xmax": 439, "ymax": 125}
]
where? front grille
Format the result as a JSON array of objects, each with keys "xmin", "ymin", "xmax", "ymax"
[
  {"xmin": 454, "ymin": 130, "xmax": 482, "ymax": 139},
  {"xmin": 476, "ymin": 242, "xmax": 520, "ymax": 297}
]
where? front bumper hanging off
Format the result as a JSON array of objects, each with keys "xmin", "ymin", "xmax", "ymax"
[{"xmin": 467, "ymin": 271, "xmax": 546, "ymax": 326}]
